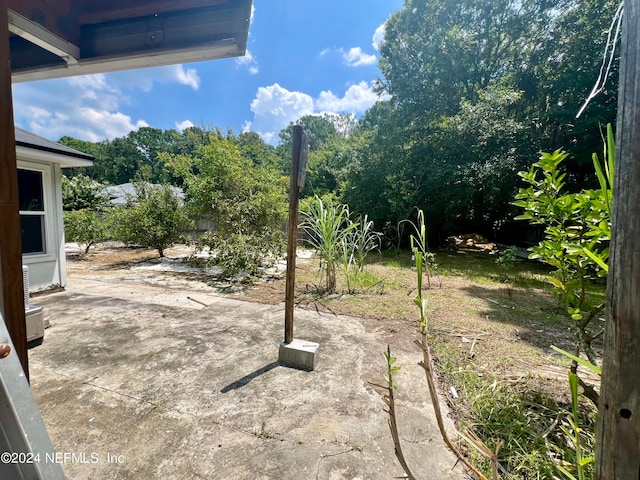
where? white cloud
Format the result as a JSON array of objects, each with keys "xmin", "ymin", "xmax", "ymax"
[
  {"xmin": 246, "ymin": 82, "xmax": 388, "ymax": 144},
  {"xmin": 176, "ymin": 119, "xmax": 195, "ymax": 131},
  {"xmin": 23, "ymin": 103, "xmax": 147, "ymax": 143},
  {"xmin": 319, "ymin": 48, "xmax": 331, "ymax": 57},
  {"xmin": 12, "ymin": 63, "xmax": 202, "ymax": 142},
  {"xmin": 235, "ymin": 49, "xmax": 259, "ymax": 75},
  {"xmin": 372, "ymin": 23, "xmax": 386, "ymax": 51},
  {"xmin": 247, "ymin": 84, "xmax": 314, "ymax": 144},
  {"xmin": 342, "ymin": 47, "xmax": 377, "ymax": 67},
  {"xmin": 172, "ymin": 65, "xmax": 201, "ymax": 90},
  {"xmin": 317, "ymin": 81, "xmax": 387, "ymax": 112},
  {"xmin": 106, "ymin": 64, "xmax": 200, "ymax": 91},
  {"xmin": 13, "ymin": 76, "xmax": 148, "ymax": 141}
]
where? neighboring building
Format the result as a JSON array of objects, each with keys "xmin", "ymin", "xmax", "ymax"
[
  {"xmin": 16, "ymin": 128, "xmax": 94, "ymax": 291},
  {"xmin": 103, "ymin": 182, "xmax": 184, "ymax": 206}
]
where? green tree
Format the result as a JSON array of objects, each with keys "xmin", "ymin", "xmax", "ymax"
[
  {"xmin": 277, "ymin": 114, "xmax": 346, "ymax": 174},
  {"xmin": 278, "ymin": 114, "xmax": 339, "ymax": 152},
  {"xmin": 97, "ymin": 136, "xmax": 146, "ymax": 185},
  {"xmin": 64, "ymin": 209, "xmax": 106, "ymax": 254},
  {"xmin": 165, "ymin": 134, "xmax": 287, "ymax": 277},
  {"xmin": 432, "ymin": 85, "xmax": 536, "ymax": 227},
  {"xmin": 61, "ymin": 174, "xmax": 110, "ymax": 254},
  {"xmin": 109, "ymin": 183, "xmax": 193, "ymax": 257},
  {"xmin": 340, "ymin": 0, "xmax": 618, "ymax": 243},
  {"xmin": 236, "ymin": 131, "xmax": 280, "ymax": 170},
  {"xmin": 378, "ymin": 0, "xmax": 558, "ymax": 118},
  {"xmin": 526, "ymin": 0, "xmax": 620, "ymax": 168}
]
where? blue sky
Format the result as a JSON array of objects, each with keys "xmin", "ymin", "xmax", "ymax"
[{"xmin": 12, "ymin": 0, "xmax": 402, "ymax": 145}]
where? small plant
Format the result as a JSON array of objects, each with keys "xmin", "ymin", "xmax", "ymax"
[
  {"xmin": 399, "ymin": 208, "xmax": 437, "ymax": 288},
  {"xmin": 495, "ymin": 245, "xmax": 518, "ymax": 270},
  {"xmin": 197, "ymin": 229, "xmax": 284, "ymax": 279},
  {"xmin": 340, "ymin": 214, "xmax": 382, "ymax": 293},
  {"xmin": 301, "ymin": 196, "xmax": 356, "ymax": 292},
  {"xmin": 495, "ymin": 245, "xmax": 519, "ymax": 295},
  {"xmin": 350, "ymin": 214, "xmax": 382, "ymax": 271},
  {"xmin": 513, "ymin": 125, "xmax": 613, "ymax": 405},
  {"xmin": 376, "ymin": 209, "xmax": 494, "ymax": 480},
  {"xmin": 552, "ymin": 345, "xmax": 600, "ymax": 480},
  {"xmin": 512, "ymin": 128, "xmax": 614, "ymax": 478},
  {"xmin": 380, "ymin": 345, "xmax": 415, "ymax": 480}
]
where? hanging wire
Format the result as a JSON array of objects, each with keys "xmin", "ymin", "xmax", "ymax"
[{"xmin": 576, "ymin": 1, "xmax": 624, "ymax": 118}]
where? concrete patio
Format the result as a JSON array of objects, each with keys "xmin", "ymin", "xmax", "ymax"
[{"xmin": 29, "ymin": 272, "xmax": 465, "ymax": 479}]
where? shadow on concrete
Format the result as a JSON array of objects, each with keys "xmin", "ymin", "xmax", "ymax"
[{"xmin": 220, "ymin": 361, "xmax": 280, "ymax": 393}]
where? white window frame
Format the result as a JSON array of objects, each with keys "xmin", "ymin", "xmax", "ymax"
[{"xmin": 18, "ymin": 162, "xmax": 55, "ymax": 262}]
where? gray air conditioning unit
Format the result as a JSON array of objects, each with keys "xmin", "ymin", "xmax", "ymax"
[{"xmin": 22, "ymin": 266, "xmax": 44, "ymax": 348}]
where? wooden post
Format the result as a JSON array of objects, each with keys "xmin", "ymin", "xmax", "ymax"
[
  {"xmin": 0, "ymin": 2, "xmax": 29, "ymax": 379},
  {"xmin": 595, "ymin": 2, "xmax": 640, "ymax": 477},
  {"xmin": 284, "ymin": 126, "xmax": 304, "ymax": 344}
]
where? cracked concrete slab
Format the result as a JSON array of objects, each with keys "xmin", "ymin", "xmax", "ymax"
[{"xmin": 29, "ymin": 273, "xmax": 466, "ymax": 479}]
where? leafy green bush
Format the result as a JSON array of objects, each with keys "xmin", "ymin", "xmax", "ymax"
[
  {"xmin": 301, "ymin": 196, "xmax": 356, "ymax": 292},
  {"xmin": 198, "ymin": 229, "xmax": 284, "ymax": 279},
  {"xmin": 62, "ymin": 174, "xmax": 109, "ymax": 211},
  {"xmin": 63, "ymin": 209, "xmax": 106, "ymax": 253},
  {"xmin": 109, "ymin": 183, "xmax": 193, "ymax": 257},
  {"xmin": 301, "ymin": 196, "xmax": 382, "ymax": 293},
  {"xmin": 513, "ymin": 135, "xmax": 612, "ymax": 370}
]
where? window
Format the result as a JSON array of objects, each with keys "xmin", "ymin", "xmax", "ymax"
[{"xmin": 18, "ymin": 168, "xmax": 46, "ymax": 255}]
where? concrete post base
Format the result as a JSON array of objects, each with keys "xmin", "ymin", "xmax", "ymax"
[{"xmin": 278, "ymin": 339, "xmax": 319, "ymax": 371}]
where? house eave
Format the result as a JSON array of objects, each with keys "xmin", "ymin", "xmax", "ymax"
[{"xmin": 16, "ymin": 145, "xmax": 94, "ymax": 168}]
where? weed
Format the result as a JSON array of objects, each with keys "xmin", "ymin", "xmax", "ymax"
[
  {"xmin": 254, "ymin": 421, "xmax": 278, "ymax": 440},
  {"xmin": 434, "ymin": 337, "xmax": 597, "ymax": 479}
]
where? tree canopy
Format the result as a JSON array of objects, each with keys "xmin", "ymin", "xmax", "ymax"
[{"xmin": 59, "ymin": 0, "xmax": 620, "ymax": 247}]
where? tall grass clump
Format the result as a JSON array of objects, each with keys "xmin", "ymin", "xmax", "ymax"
[
  {"xmin": 301, "ymin": 196, "xmax": 355, "ymax": 292},
  {"xmin": 300, "ymin": 196, "xmax": 381, "ymax": 293}
]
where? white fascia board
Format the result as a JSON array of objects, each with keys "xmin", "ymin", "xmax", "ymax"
[
  {"xmin": 16, "ymin": 146, "xmax": 93, "ymax": 168},
  {"xmin": 12, "ymin": 39, "xmax": 242, "ymax": 83}
]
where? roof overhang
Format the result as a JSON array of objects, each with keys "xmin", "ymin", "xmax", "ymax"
[
  {"xmin": 15, "ymin": 127, "xmax": 94, "ymax": 167},
  {"xmin": 8, "ymin": 0, "xmax": 252, "ymax": 83},
  {"xmin": 16, "ymin": 144, "xmax": 93, "ymax": 167}
]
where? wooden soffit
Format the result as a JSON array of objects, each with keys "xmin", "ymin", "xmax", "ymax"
[{"xmin": 8, "ymin": 0, "xmax": 252, "ymax": 82}]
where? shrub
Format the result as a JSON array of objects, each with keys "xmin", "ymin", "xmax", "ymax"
[
  {"xmin": 301, "ymin": 196, "xmax": 356, "ymax": 292},
  {"xmin": 62, "ymin": 174, "xmax": 109, "ymax": 211},
  {"xmin": 163, "ymin": 134, "xmax": 288, "ymax": 278},
  {"xmin": 109, "ymin": 183, "xmax": 193, "ymax": 257},
  {"xmin": 198, "ymin": 229, "xmax": 284, "ymax": 278}
]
